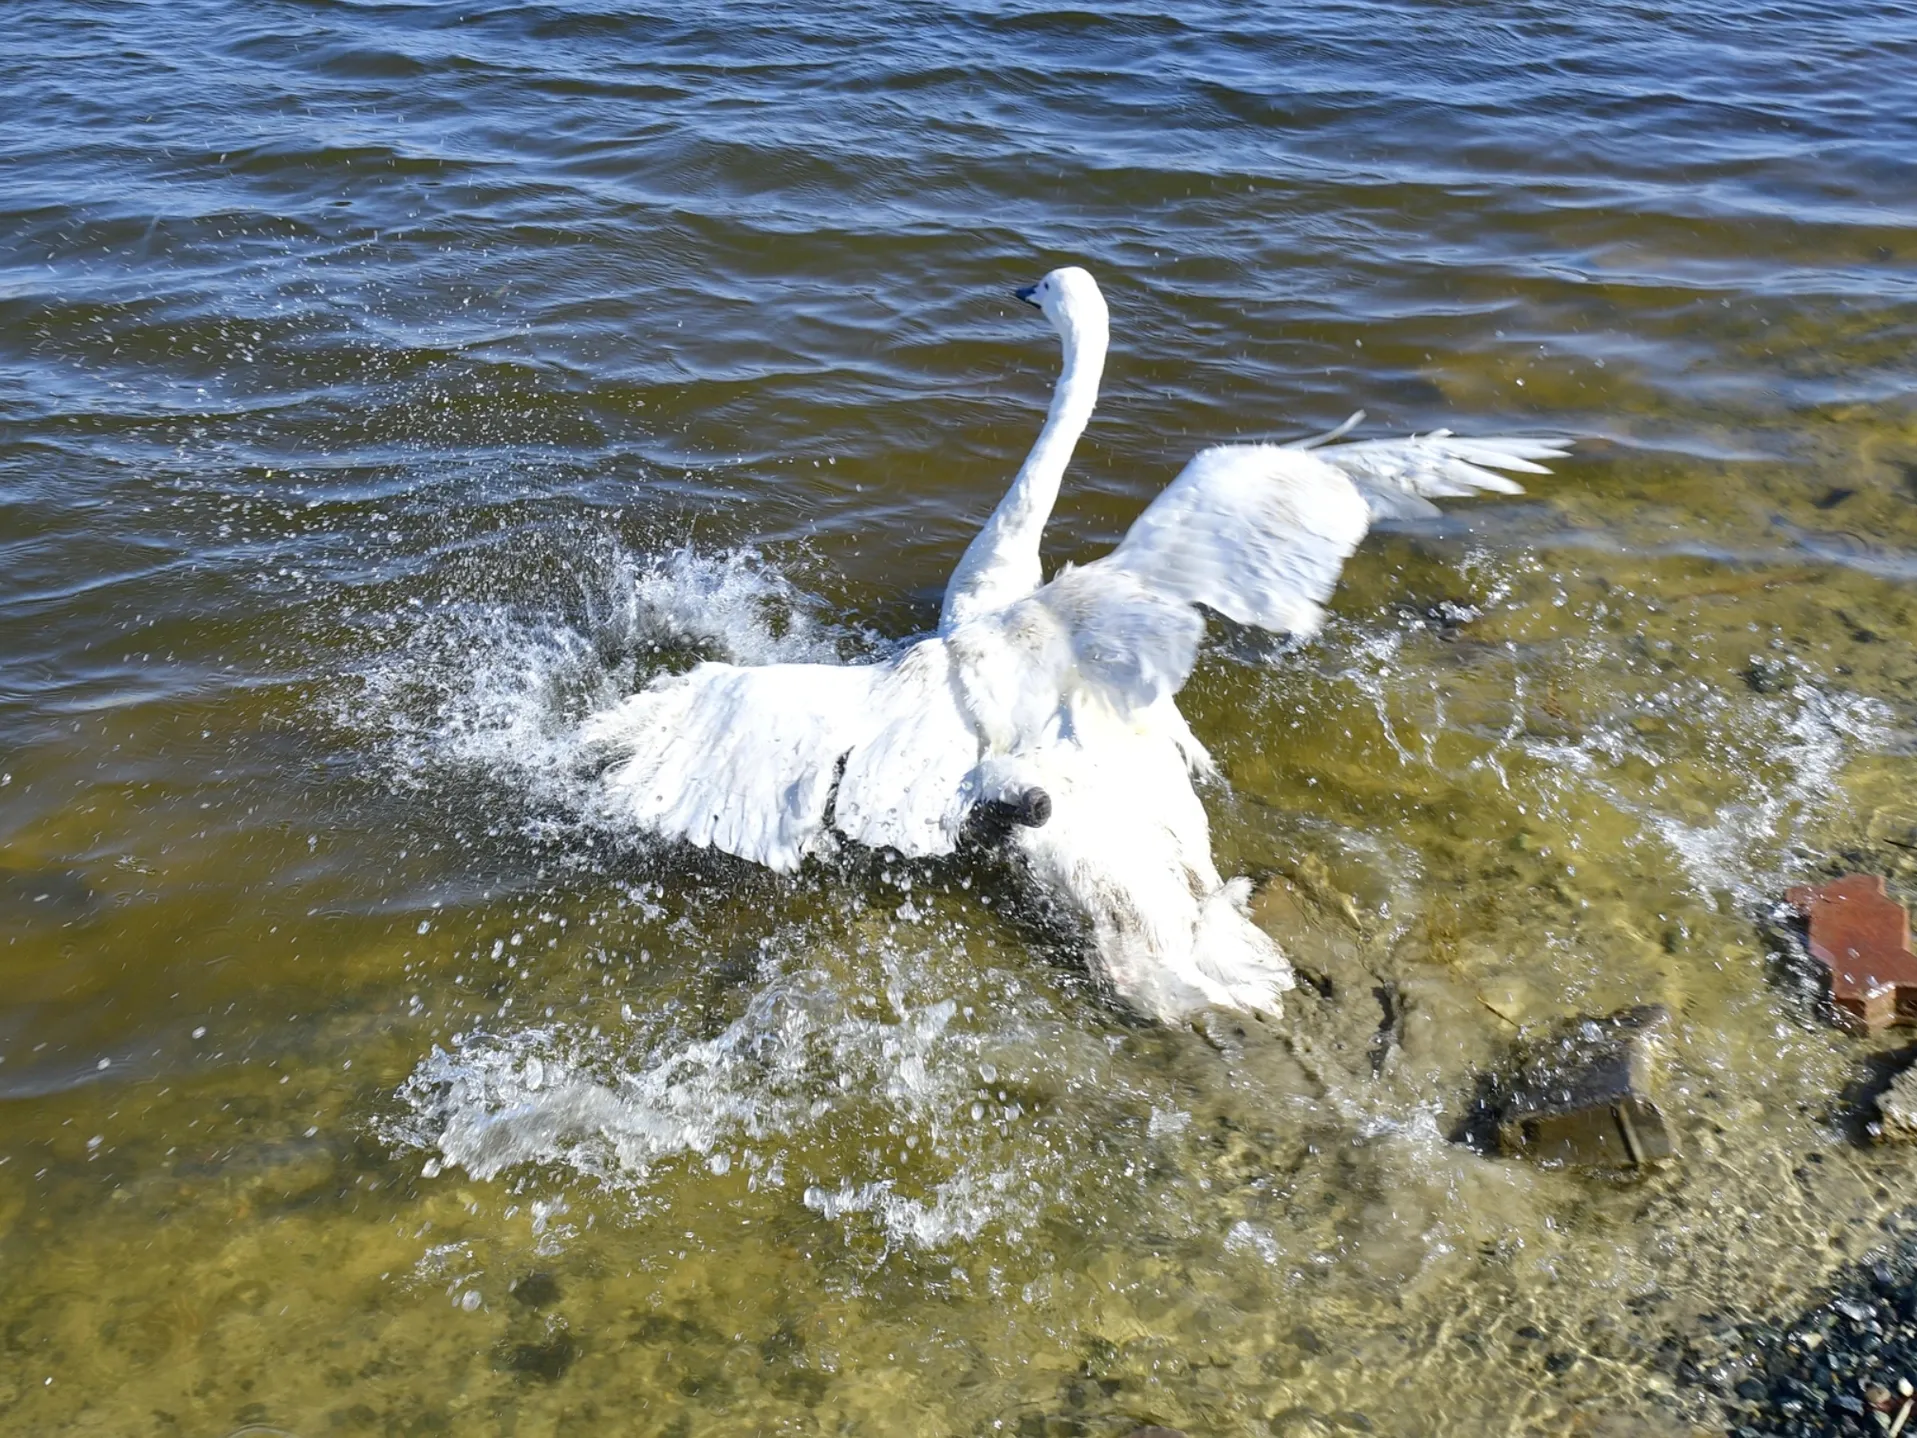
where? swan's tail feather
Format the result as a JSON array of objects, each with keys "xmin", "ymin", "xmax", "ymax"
[
  {"xmin": 1192, "ymin": 877, "xmax": 1294, "ymax": 1017},
  {"xmin": 1076, "ymin": 870, "xmax": 1295, "ymax": 1023}
]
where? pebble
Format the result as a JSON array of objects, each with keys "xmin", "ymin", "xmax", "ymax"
[{"xmin": 1879, "ymin": 1064, "xmax": 1917, "ymax": 1144}]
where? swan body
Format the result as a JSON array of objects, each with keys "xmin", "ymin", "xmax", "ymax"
[{"xmin": 585, "ymin": 269, "xmax": 1566, "ymax": 1022}]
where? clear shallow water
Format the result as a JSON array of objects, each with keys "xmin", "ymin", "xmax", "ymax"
[{"xmin": 4, "ymin": 2, "xmax": 1917, "ymax": 1434}]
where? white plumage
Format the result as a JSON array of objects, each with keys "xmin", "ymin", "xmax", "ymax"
[{"xmin": 584, "ymin": 267, "xmax": 1566, "ymax": 1022}]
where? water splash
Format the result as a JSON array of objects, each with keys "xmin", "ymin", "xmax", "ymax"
[
  {"xmin": 801, "ymin": 1169, "xmax": 1024, "ymax": 1250},
  {"xmin": 390, "ymin": 977, "xmax": 848, "ymax": 1186},
  {"xmin": 382, "ymin": 929, "xmax": 1081, "ymax": 1251},
  {"xmin": 1645, "ymin": 681, "xmax": 1892, "ymax": 910},
  {"xmin": 344, "ymin": 543, "xmax": 870, "ymax": 831},
  {"xmin": 1312, "ymin": 574, "xmax": 1894, "ymax": 925}
]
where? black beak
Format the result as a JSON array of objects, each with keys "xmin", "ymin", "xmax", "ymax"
[{"xmin": 1014, "ymin": 284, "xmax": 1040, "ymax": 308}]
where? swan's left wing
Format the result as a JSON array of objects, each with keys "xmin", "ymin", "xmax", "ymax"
[
  {"xmin": 1092, "ymin": 444, "xmax": 1373, "ymax": 640},
  {"xmin": 1308, "ymin": 430, "xmax": 1564, "ymax": 520},
  {"xmin": 1079, "ymin": 429, "xmax": 1564, "ymax": 639},
  {"xmin": 949, "ymin": 446, "xmax": 1369, "ymax": 740},
  {"xmin": 581, "ymin": 640, "xmax": 980, "ymax": 871}
]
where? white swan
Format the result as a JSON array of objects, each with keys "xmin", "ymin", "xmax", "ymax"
[{"xmin": 584, "ymin": 266, "xmax": 1566, "ymax": 1022}]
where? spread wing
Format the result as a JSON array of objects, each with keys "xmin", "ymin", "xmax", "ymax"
[
  {"xmin": 1307, "ymin": 429, "xmax": 1565, "ymax": 521},
  {"xmin": 1095, "ymin": 444, "xmax": 1373, "ymax": 639},
  {"xmin": 580, "ymin": 639, "xmax": 980, "ymax": 871},
  {"xmin": 986, "ymin": 431, "xmax": 1561, "ymax": 728}
]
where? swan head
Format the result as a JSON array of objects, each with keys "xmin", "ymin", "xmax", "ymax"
[{"xmin": 1014, "ymin": 265, "xmax": 1108, "ymax": 348}]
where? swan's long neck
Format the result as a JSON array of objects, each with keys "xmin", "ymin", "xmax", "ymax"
[{"xmin": 940, "ymin": 320, "xmax": 1107, "ymax": 631}]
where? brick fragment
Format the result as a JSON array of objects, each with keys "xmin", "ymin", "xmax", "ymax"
[{"xmin": 1785, "ymin": 874, "xmax": 1917, "ymax": 1033}]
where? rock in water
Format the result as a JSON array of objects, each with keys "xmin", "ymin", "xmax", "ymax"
[
  {"xmin": 510, "ymin": 1271, "xmax": 561, "ymax": 1308},
  {"xmin": 1785, "ymin": 873, "xmax": 1917, "ymax": 1033},
  {"xmin": 1880, "ymin": 1061, "xmax": 1917, "ymax": 1143},
  {"xmin": 1493, "ymin": 1005, "xmax": 1677, "ymax": 1169}
]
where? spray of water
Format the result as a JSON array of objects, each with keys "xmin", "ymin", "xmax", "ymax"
[{"xmin": 344, "ymin": 542, "xmax": 873, "ymax": 832}]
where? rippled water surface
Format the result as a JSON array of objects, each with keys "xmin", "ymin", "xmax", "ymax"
[{"xmin": 6, "ymin": 3, "xmax": 1917, "ymax": 1434}]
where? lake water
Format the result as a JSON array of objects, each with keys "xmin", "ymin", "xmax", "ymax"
[{"xmin": 5, "ymin": 2, "xmax": 1917, "ymax": 1434}]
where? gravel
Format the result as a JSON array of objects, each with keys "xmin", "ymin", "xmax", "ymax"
[{"xmin": 1727, "ymin": 1221, "xmax": 1917, "ymax": 1437}]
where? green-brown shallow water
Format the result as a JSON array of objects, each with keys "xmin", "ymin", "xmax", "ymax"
[{"xmin": 5, "ymin": 3, "xmax": 1917, "ymax": 1434}]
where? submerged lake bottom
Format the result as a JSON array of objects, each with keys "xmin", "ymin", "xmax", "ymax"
[{"xmin": 8, "ymin": 452, "xmax": 1917, "ymax": 1437}]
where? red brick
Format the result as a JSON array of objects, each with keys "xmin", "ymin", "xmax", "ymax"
[{"xmin": 1785, "ymin": 874, "xmax": 1917, "ymax": 1033}]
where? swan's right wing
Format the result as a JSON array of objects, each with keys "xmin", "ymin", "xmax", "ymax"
[{"xmin": 581, "ymin": 640, "xmax": 980, "ymax": 872}]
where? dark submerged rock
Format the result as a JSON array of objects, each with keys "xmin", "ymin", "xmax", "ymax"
[
  {"xmin": 1466, "ymin": 1004, "xmax": 1678, "ymax": 1168},
  {"xmin": 501, "ymin": 1333, "xmax": 579, "ymax": 1382},
  {"xmin": 510, "ymin": 1270, "xmax": 561, "ymax": 1308}
]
